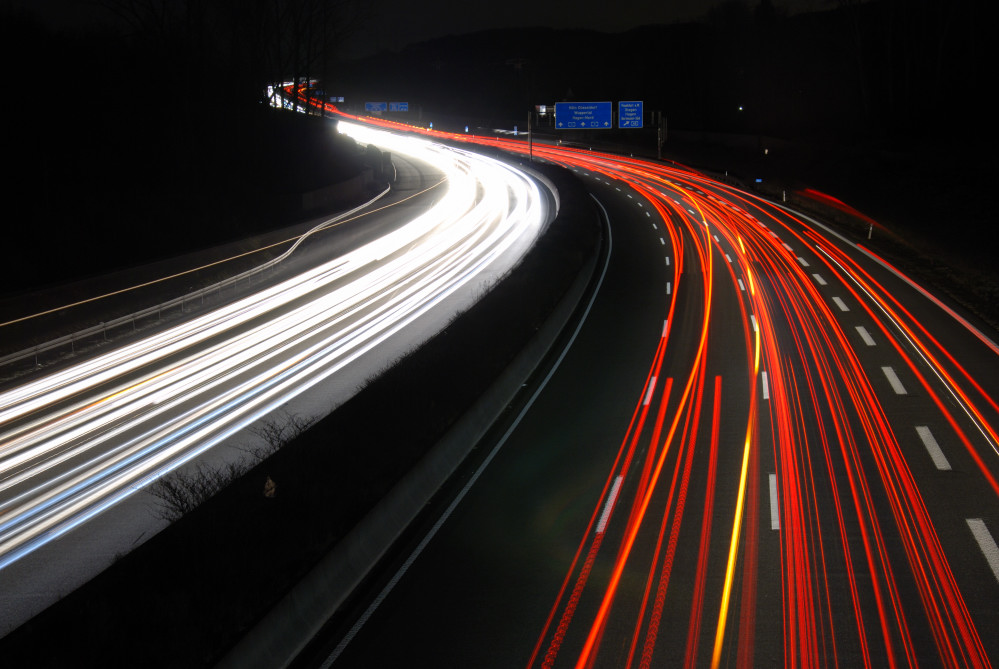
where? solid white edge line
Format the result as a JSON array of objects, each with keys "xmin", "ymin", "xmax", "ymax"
[
  {"xmin": 320, "ymin": 193, "xmax": 616, "ymax": 668},
  {"xmin": 771, "ymin": 200, "xmax": 999, "ymax": 357},
  {"xmin": 967, "ymin": 519, "xmax": 999, "ymax": 584},
  {"xmin": 596, "ymin": 476, "xmax": 624, "ymax": 534},
  {"xmin": 813, "ymin": 244, "xmax": 999, "ymax": 459},
  {"xmin": 915, "ymin": 425, "xmax": 951, "ymax": 470},
  {"xmin": 882, "ymin": 366, "xmax": 908, "ymax": 395},
  {"xmin": 769, "ymin": 474, "xmax": 779, "ymax": 530}
]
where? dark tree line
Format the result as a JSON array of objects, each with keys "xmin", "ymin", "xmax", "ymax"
[
  {"xmin": 331, "ymin": 0, "xmax": 987, "ymax": 142},
  {"xmin": 0, "ymin": 0, "xmax": 367, "ymax": 299},
  {"xmin": 699, "ymin": 0, "xmax": 988, "ymax": 138},
  {"xmin": 840, "ymin": 0, "xmax": 988, "ymax": 136},
  {"xmin": 95, "ymin": 0, "xmax": 363, "ymax": 109}
]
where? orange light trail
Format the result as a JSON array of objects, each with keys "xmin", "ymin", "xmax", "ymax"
[{"xmin": 301, "ymin": 90, "xmax": 997, "ymax": 668}]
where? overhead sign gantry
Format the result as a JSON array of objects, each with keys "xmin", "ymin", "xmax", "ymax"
[{"xmin": 555, "ymin": 102, "xmax": 612, "ymax": 129}]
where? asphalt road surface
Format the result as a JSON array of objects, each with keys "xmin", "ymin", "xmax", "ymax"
[
  {"xmin": 313, "ymin": 131, "xmax": 999, "ymax": 668},
  {"xmin": 0, "ymin": 124, "xmax": 549, "ymax": 636}
]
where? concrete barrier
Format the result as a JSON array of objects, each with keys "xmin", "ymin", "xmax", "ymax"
[{"xmin": 217, "ymin": 185, "xmax": 602, "ymax": 669}]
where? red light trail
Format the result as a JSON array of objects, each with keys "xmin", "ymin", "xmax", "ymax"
[{"xmin": 307, "ymin": 91, "xmax": 998, "ymax": 668}]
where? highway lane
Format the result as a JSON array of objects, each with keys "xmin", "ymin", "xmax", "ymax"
[
  {"xmin": 0, "ymin": 140, "xmax": 443, "ymax": 375},
  {"xmin": 0, "ymin": 122, "xmax": 549, "ymax": 585},
  {"xmin": 308, "ymin": 117, "xmax": 999, "ymax": 668},
  {"xmin": 311, "ymin": 158, "xmax": 676, "ymax": 669},
  {"xmin": 531, "ymin": 149, "xmax": 999, "ymax": 667}
]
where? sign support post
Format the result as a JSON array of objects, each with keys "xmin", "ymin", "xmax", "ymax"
[{"xmin": 528, "ymin": 110, "xmax": 533, "ymax": 162}]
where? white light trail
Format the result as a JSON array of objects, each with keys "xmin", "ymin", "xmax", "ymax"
[{"xmin": 0, "ymin": 121, "xmax": 548, "ymax": 569}]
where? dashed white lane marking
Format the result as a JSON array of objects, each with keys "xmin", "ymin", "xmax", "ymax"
[
  {"xmin": 665, "ymin": 256, "xmax": 670, "ymax": 266},
  {"xmin": 643, "ymin": 376, "xmax": 657, "ymax": 406},
  {"xmin": 713, "ymin": 234, "xmax": 720, "ymax": 242},
  {"xmin": 762, "ymin": 371, "xmax": 770, "ymax": 400},
  {"xmin": 738, "ymin": 278, "xmax": 746, "ymax": 292},
  {"xmin": 915, "ymin": 425, "xmax": 951, "ymax": 470},
  {"xmin": 782, "ymin": 242, "xmax": 793, "ymax": 251},
  {"xmin": 659, "ymin": 237, "xmax": 665, "ymax": 245},
  {"xmin": 646, "ymin": 211, "xmax": 651, "ymax": 217},
  {"xmin": 882, "ymin": 366, "xmax": 908, "ymax": 395},
  {"xmin": 725, "ymin": 253, "xmax": 733, "ymax": 263},
  {"xmin": 769, "ymin": 474, "xmax": 780, "ymax": 530},
  {"xmin": 797, "ymin": 257, "xmax": 810, "ymax": 267},
  {"xmin": 750, "ymin": 314, "xmax": 759, "ymax": 332},
  {"xmin": 596, "ymin": 476, "xmax": 624, "ymax": 534},
  {"xmin": 812, "ymin": 273, "xmax": 827, "ymax": 285},
  {"xmin": 967, "ymin": 519, "xmax": 999, "ymax": 584},
  {"xmin": 666, "ymin": 281, "xmax": 671, "ymax": 295},
  {"xmin": 856, "ymin": 326, "xmax": 876, "ymax": 346},
  {"xmin": 833, "ymin": 297, "xmax": 850, "ymax": 312}
]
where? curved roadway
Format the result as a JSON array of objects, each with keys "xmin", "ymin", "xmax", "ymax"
[
  {"xmin": 312, "ymin": 130, "xmax": 999, "ymax": 668},
  {"xmin": 0, "ymin": 123, "xmax": 550, "ymax": 630}
]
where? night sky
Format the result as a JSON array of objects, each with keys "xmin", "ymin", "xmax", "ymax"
[
  {"xmin": 345, "ymin": 0, "xmax": 828, "ymax": 57},
  {"xmin": 11, "ymin": 0, "xmax": 833, "ymax": 57},
  {"xmin": 3, "ymin": 0, "xmax": 991, "ymax": 298}
]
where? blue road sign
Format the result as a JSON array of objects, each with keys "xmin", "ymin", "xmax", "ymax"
[
  {"xmin": 555, "ymin": 101, "xmax": 612, "ymax": 129},
  {"xmin": 365, "ymin": 101, "xmax": 387, "ymax": 112},
  {"xmin": 618, "ymin": 100, "xmax": 643, "ymax": 128},
  {"xmin": 389, "ymin": 101, "xmax": 409, "ymax": 112}
]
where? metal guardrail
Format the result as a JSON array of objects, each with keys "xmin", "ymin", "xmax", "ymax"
[{"xmin": 0, "ymin": 185, "xmax": 391, "ymax": 374}]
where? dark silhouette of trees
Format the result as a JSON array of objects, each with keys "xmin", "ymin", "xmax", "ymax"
[
  {"xmin": 0, "ymin": 0, "xmax": 368, "ymax": 298},
  {"xmin": 835, "ymin": 0, "xmax": 987, "ymax": 137},
  {"xmin": 96, "ymin": 0, "xmax": 362, "ymax": 109}
]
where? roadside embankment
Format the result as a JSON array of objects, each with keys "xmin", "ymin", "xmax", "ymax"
[{"xmin": 0, "ymin": 158, "xmax": 602, "ymax": 668}]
